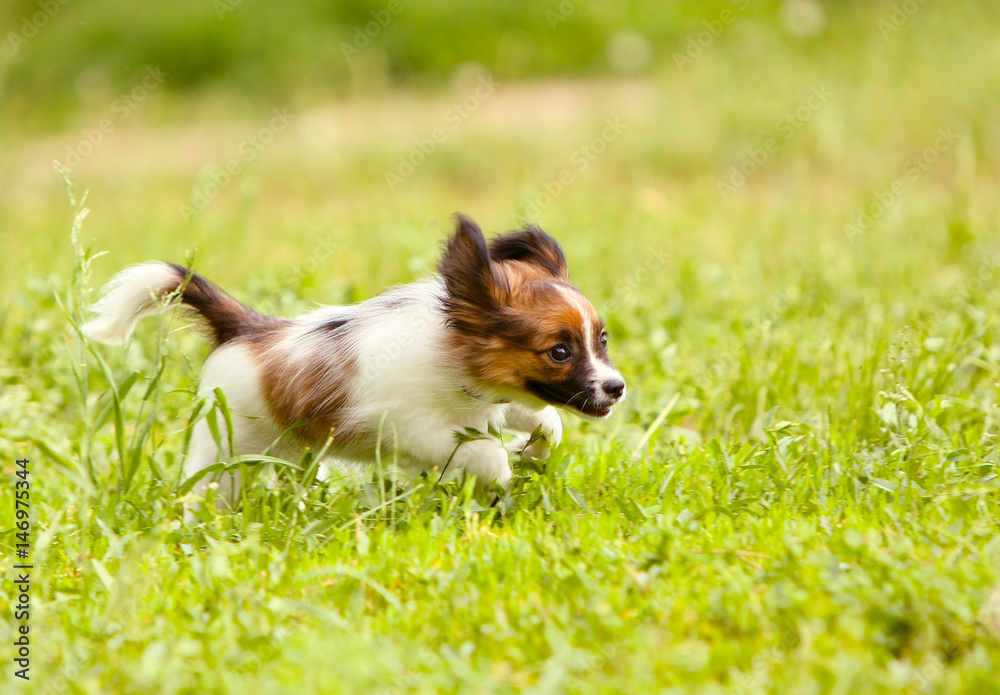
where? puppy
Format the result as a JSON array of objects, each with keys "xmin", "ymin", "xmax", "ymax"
[{"xmin": 83, "ymin": 215, "xmax": 625, "ymax": 511}]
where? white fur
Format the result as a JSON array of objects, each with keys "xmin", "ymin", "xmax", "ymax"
[
  {"xmin": 270, "ymin": 282, "xmax": 556, "ymax": 488},
  {"xmin": 82, "ymin": 262, "xmax": 180, "ymax": 345},
  {"xmin": 183, "ymin": 342, "xmax": 278, "ymax": 519},
  {"xmin": 559, "ymin": 283, "xmax": 627, "ymax": 403},
  {"xmin": 505, "ymin": 402, "xmax": 563, "ymax": 461}
]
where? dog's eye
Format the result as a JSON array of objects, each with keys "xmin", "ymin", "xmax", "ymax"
[
  {"xmin": 599, "ymin": 331, "xmax": 608, "ymax": 346},
  {"xmin": 549, "ymin": 344, "xmax": 572, "ymax": 362}
]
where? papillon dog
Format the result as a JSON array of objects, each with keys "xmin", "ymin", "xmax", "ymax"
[{"xmin": 83, "ymin": 215, "xmax": 625, "ymax": 511}]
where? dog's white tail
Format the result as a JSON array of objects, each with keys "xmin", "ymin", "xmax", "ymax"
[
  {"xmin": 82, "ymin": 262, "xmax": 185, "ymax": 345},
  {"xmin": 83, "ymin": 261, "xmax": 273, "ymax": 346}
]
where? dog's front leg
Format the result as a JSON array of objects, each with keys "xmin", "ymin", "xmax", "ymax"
[
  {"xmin": 503, "ymin": 404, "xmax": 562, "ymax": 461},
  {"xmin": 404, "ymin": 427, "xmax": 512, "ymax": 494}
]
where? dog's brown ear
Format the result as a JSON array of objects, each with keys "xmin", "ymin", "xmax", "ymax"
[
  {"xmin": 488, "ymin": 224, "xmax": 569, "ymax": 280},
  {"xmin": 439, "ymin": 214, "xmax": 505, "ymax": 311}
]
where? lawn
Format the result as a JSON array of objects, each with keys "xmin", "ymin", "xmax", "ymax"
[{"xmin": 2, "ymin": 2, "xmax": 1000, "ymax": 693}]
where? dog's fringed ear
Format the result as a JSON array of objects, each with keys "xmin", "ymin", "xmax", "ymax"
[
  {"xmin": 488, "ymin": 224, "xmax": 569, "ymax": 281},
  {"xmin": 439, "ymin": 214, "xmax": 504, "ymax": 310}
]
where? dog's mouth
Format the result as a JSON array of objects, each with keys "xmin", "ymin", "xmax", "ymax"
[
  {"xmin": 526, "ymin": 380, "xmax": 619, "ymax": 419},
  {"xmin": 577, "ymin": 402, "xmax": 614, "ymax": 418}
]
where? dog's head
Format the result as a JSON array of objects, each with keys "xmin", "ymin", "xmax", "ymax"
[{"xmin": 439, "ymin": 214, "xmax": 625, "ymax": 418}]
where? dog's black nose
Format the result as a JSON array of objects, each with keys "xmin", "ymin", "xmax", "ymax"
[{"xmin": 602, "ymin": 378, "xmax": 625, "ymax": 400}]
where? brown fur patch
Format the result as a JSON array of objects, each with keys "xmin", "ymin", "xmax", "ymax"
[
  {"xmin": 253, "ymin": 332, "xmax": 366, "ymax": 448},
  {"xmin": 466, "ymin": 274, "xmax": 598, "ymax": 389}
]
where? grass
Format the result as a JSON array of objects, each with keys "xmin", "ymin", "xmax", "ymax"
[{"xmin": 3, "ymin": 3, "xmax": 1000, "ymax": 693}]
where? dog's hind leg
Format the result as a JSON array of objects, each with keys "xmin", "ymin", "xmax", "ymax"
[
  {"xmin": 182, "ymin": 342, "xmax": 276, "ymax": 521},
  {"xmin": 182, "ymin": 419, "xmax": 234, "ymax": 521}
]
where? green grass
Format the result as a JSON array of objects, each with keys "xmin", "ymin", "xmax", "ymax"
[{"xmin": 3, "ymin": 3, "xmax": 1000, "ymax": 693}]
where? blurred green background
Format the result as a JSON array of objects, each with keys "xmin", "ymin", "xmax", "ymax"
[
  {"xmin": 2, "ymin": 0, "xmax": 826, "ymax": 124},
  {"xmin": 3, "ymin": 0, "xmax": 999, "ymax": 291},
  {"xmin": 4, "ymin": 0, "xmax": 990, "ymax": 128}
]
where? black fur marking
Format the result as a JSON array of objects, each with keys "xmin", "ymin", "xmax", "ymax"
[
  {"xmin": 591, "ymin": 319, "xmax": 613, "ymax": 366},
  {"xmin": 439, "ymin": 214, "xmax": 508, "ymax": 335},
  {"xmin": 488, "ymin": 225, "xmax": 569, "ymax": 280},
  {"xmin": 166, "ymin": 262, "xmax": 281, "ymax": 345},
  {"xmin": 308, "ymin": 318, "xmax": 350, "ymax": 335},
  {"xmin": 525, "ymin": 358, "xmax": 602, "ymax": 414},
  {"xmin": 439, "ymin": 215, "xmax": 500, "ymax": 297}
]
